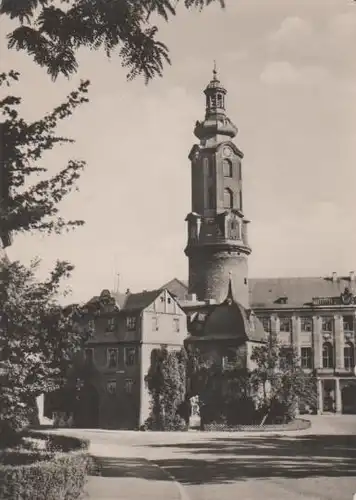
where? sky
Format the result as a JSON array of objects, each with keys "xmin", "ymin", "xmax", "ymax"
[{"xmin": 1, "ymin": 0, "xmax": 356, "ymax": 304}]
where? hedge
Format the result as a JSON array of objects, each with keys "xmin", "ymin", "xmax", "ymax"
[
  {"xmin": 203, "ymin": 418, "xmax": 311, "ymax": 432},
  {"xmin": 0, "ymin": 433, "xmax": 90, "ymax": 500}
]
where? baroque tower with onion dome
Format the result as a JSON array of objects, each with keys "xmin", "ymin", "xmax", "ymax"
[{"xmin": 184, "ymin": 66, "xmax": 251, "ymax": 307}]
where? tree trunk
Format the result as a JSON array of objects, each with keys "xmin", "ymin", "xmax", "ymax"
[{"xmin": 259, "ymin": 408, "xmax": 270, "ymax": 426}]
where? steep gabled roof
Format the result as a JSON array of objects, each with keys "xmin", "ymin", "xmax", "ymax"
[
  {"xmin": 160, "ymin": 278, "xmax": 189, "ymax": 300},
  {"xmin": 122, "ymin": 289, "xmax": 162, "ymax": 312}
]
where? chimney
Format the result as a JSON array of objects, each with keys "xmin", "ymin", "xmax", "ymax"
[
  {"xmin": 332, "ymin": 272, "xmax": 337, "ymax": 282},
  {"xmin": 187, "ymin": 293, "xmax": 197, "ymax": 302},
  {"xmin": 350, "ymin": 271, "xmax": 355, "ymax": 282}
]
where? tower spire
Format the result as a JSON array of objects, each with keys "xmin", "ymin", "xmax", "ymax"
[{"xmin": 213, "ymin": 60, "xmax": 218, "ymax": 80}]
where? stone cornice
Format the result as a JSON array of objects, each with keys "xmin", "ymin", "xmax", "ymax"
[{"xmin": 185, "ymin": 241, "xmax": 252, "ymax": 257}]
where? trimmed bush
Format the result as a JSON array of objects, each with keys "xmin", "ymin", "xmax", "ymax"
[
  {"xmin": 0, "ymin": 433, "xmax": 89, "ymax": 500},
  {"xmin": 203, "ymin": 418, "xmax": 311, "ymax": 432}
]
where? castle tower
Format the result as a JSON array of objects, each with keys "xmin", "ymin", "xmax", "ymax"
[{"xmin": 184, "ymin": 67, "xmax": 251, "ymax": 307}]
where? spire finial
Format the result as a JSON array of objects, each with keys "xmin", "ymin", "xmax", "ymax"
[{"xmin": 213, "ymin": 60, "xmax": 218, "ymax": 80}]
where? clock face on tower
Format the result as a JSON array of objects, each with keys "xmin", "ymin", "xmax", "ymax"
[{"xmin": 223, "ymin": 146, "xmax": 232, "ymax": 158}]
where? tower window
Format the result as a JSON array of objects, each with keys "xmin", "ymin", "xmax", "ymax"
[
  {"xmin": 209, "ymin": 94, "xmax": 217, "ymax": 108},
  {"xmin": 228, "ymin": 218, "xmax": 241, "ymax": 240},
  {"xmin": 216, "ymin": 93, "xmax": 224, "ymax": 108},
  {"xmin": 222, "ymin": 159, "xmax": 232, "ymax": 178},
  {"xmin": 223, "ymin": 188, "xmax": 233, "ymax": 209}
]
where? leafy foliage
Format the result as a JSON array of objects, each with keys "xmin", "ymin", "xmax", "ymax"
[
  {"xmin": 251, "ymin": 334, "xmax": 317, "ymax": 424},
  {"xmin": 0, "ymin": 71, "xmax": 89, "ymax": 236},
  {"xmin": 0, "ymin": 433, "xmax": 89, "ymax": 500},
  {"xmin": 185, "ymin": 340, "xmax": 317, "ymax": 427},
  {"xmin": 1, "ymin": 0, "xmax": 225, "ymax": 83},
  {"xmin": 145, "ymin": 347, "xmax": 187, "ymax": 430},
  {"xmin": 0, "ymin": 258, "xmax": 87, "ymax": 440}
]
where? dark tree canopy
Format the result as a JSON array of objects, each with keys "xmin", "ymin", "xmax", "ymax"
[
  {"xmin": 0, "ymin": 70, "xmax": 89, "ymax": 236},
  {"xmin": 0, "ymin": 0, "xmax": 225, "ymax": 82},
  {"xmin": 0, "ymin": 258, "xmax": 86, "ymax": 437}
]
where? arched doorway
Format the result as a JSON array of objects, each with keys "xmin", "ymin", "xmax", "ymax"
[
  {"xmin": 341, "ymin": 382, "xmax": 356, "ymax": 414},
  {"xmin": 74, "ymin": 383, "xmax": 100, "ymax": 428}
]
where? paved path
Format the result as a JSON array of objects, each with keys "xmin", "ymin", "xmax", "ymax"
[{"xmin": 57, "ymin": 415, "xmax": 356, "ymax": 500}]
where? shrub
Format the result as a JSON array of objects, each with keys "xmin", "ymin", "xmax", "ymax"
[{"xmin": 0, "ymin": 434, "xmax": 89, "ymax": 500}]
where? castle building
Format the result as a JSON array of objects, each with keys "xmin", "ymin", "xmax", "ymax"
[
  {"xmin": 163, "ymin": 69, "xmax": 356, "ymax": 415},
  {"xmin": 48, "ymin": 71, "xmax": 356, "ymax": 427},
  {"xmin": 46, "ymin": 288, "xmax": 187, "ymax": 429}
]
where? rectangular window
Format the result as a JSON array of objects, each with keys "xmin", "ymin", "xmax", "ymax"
[
  {"xmin": 301, "ymin": 347, "xmax": 313, "ymax": 369},
  {"xmin": 124, "ymin": 347, "xmax": 137, "ymax": 366},
  {"xmin": 300, "ymin": 317, "xmax": 313, "ymax": 332},
  {"xmin": 84, "ymin": 348, "xmax": 94, "ymax": 364},
  {"xmin": 124, "ymin": 378, "xmax": 134, "ymax": 394},
  {"xmin": 107, "ymin": 380, "xmax": 116, "ymax": 394},
  {"xmin": 126, "ymin": 316, "xmax": 136, "ymax": 331},
  {"xmin": 279, "ymin": 317, "xmax": 291, "ymax": 332},
  {"xmin": 106, "ymin": 317, "xmax": 115, "ymax": 332},
  {"xmin": 107, "ymin": 348, "xmax": 119, "ymax": 369},
  {"xmin": 343, "ymin": 316, "xmax": 354, "ymax": 332},
  {"xmin": 173, "ymin": 317, "xmax": 180, "ymax": 333},
  {"xmin": 223, "ymin": 159, "xmax": 232, "ymax": 178},
  {"xmin": 259, "ymin": 317, "xmax": 271, "ymax": 332},
  {"xmin": 152, "ymin": 316, "xmax": 159, "ymax": 331},
  {"xmin": 322, "ymin": 317, "xmax": 333, "ymax": 332}
]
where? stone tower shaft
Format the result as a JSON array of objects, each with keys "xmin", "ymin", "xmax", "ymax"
[{"xmin": 184, "ymin": 68, "xmax": 251, "ymax": 307}]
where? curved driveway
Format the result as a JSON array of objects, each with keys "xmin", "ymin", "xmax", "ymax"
[{"xmin": 59, "ymin": 415, "xmax": 356, "ymax": 500}]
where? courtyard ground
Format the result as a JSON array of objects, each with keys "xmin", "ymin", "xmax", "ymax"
[{"xmin": 57, "ymin": 415, "xmax": 356, "ymax": 500}]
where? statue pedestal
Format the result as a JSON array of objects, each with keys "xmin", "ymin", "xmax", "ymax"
[
  {"xmin": 36, "ymin": 394, "xmax": 53, "ymax": 426},
  {"xmin": 189, "ymin": 414, "xmax": 200, "ymax": 428}
]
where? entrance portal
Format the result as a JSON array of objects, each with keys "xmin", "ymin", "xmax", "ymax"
[
  {"xmin": 341, "ymin": 381, "xmax": 356, "ymax": 414},
  {"xmin": 323, "ymin": 379, "xmax": 335, "ymax": 413},
  {"xmin": 74, "ymin": 383, "xmax": 99, "ymax": 428}
]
